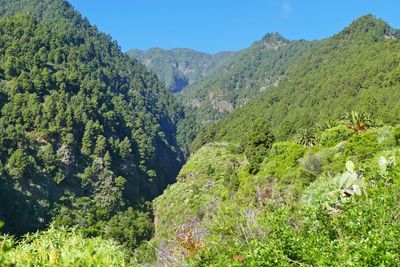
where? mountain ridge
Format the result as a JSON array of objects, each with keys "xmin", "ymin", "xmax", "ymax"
[
  {"xmin": 179, "ymin": 32, "xmax": 315, "ymax": 123},
  {"xmin": 1, "ymin": 8, "xmax": 400, "ymax": 266},
  {"xmin": 128, "ymin": 47, "xmax": 235, "ymax": 93},
  {"xmin": 192, "ymin": 14, "xmax": 400, "ymax": 147}
]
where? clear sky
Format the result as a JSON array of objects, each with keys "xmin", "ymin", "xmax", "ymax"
[{"xmin": 68, "ymin": 0, "xmax": 400, "ymax": 54}]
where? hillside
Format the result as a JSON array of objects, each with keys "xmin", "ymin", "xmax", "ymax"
[
  {"xmin": 0, "ymin": 0, "xmax": 194, "ymax": 240},
  {"xmin": 144, "ymin": 124, "xmax": 400, "ymax": 266},
  {"xmin": 193, "ymin": 15, "xmax": 400, "ymax": 147},
  {"xmin": 180, "ymin": 33, "xmax": 315, "ymax": 123},
  {"xmin": 0, "ymin": 4, "xmax": 400, "ymax": 266},
  {"xmin": 128, "ymin": 48, "xmax": 234, "ymax": 93},
  {"xmin": 137, "ymin": 15, "xmax": 400, "ymax": 266}
]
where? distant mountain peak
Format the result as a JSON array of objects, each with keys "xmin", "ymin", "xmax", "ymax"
[
  {"xmin": 261, "ymin": 32, "xmax": 288, "ymax": 41},
  {"xmin": 257, "ymin": 33, "xmax": 289, "ymax": 50},
  {"xmin": 336, "ymin": 14, "xmax": 398, "ymax": 42}
]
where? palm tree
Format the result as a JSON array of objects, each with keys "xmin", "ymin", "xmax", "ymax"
[
  {"xmin": 314, "ymin": 120, "xmax": 339, "ymax": 132},
  {"xmin": 294, "ymin": 128, "xmax": 317, "ymax": 147},
  {"xmin": 341, "ymin": 111, "xmax": 374, "ymax": 133}
]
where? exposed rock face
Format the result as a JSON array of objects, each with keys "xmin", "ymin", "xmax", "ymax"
[
  {"xmin": 178, "ymin": 33, "xmax": 315, "ymax": 124},
  {"xmin": 128, "ymin": 48, "xmax": 235, "ymax": 93}
]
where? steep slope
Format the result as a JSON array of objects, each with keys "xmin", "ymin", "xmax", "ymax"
[
  {"xmin": 145, "ymin": 125, "xmax": 400, "ymax": 265},
  {"xmin": 0, "ymin": 0, "xmax": 191, "ymax": 236},
  {"xmin": 135, "ymin": 15, "xmax": 400, "ymax": 265},
  {"xmin": 194, "ymin": 14, "xmax": 400, "ymax": 146},
  {"xmin": 128, "ymin": 48, "xmax": 234, "ymax": 93},
  {"xmin": 180, "ymin": 33, "xmax": 315, "ymax": 123}
]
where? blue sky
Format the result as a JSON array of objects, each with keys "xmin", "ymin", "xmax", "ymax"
[{"xmin": 68, "ymin": 0, "xmax": 400, "ymax": 54}]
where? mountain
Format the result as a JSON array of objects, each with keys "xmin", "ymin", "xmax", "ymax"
[
  {"xmin": 180, "ymin": 33, "xmax": 315, "ymax": 123},
  {"xmin": 137, "ymin": 15, "xmax": 400, "ymax": 266},
  {"xmin": 128, "ymin": 48, "xmax": 234, "ymax": 93},
  {"xmin": 193, "ymin": 14, "xmax": 400, "ymax": 147},
  {"xmin": 1, "ymin": 7, "xmax": 400, "ymax": 266},
  {"xmin": 0, "ymin": 0, "xmax": 194, "ymax": 238}
]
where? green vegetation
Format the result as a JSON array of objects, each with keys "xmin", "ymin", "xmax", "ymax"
[
  {"xmin": 0, "ymin": 226, "xmax": 131, "ymax": 266},
  {"xmin": 180, "ymin": 33, "xmax": 314, "ymax": 123},
  {"xmin": 194, "ymin": 15, "xmax": 400, "ymax": 145},
  {"xmin": 0, "ymin": 0, "xmax": 198, "ymax": 247},
  {"xmin": 143, "ymin": 122, "xmax": 400, "ymax": 266},
  {"xmin": 243, "ymin": 120, "xmax": 275, "ymax": 174},
  {"xmin": 0, "ymin": 1, "xmax": 399, "ymax": 265},
  {"xmin": 128, "ymin": 48, "xmax": 234, "ymax": 93}
]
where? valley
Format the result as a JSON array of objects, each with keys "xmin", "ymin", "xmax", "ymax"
[{"xmin": 0, "ymin": 1, "xmax": 399, "ymax": 266}]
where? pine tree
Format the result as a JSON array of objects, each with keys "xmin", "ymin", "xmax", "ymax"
[{"xmin": 244, "ymin": 119, "xmax": 275, "ymax": 173}]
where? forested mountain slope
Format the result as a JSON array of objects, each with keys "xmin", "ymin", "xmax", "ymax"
[
  {"xmin": 193, "ymin": 14, "xmax": 400, "ymax": 147},
  {"xmin": 179, "ymin": 33, "xmax": 315, "ymax": 123},
  {"xmin": 1, "ymin": 5, "xmax": 400, "ymax": 266},
  {"xmin": 135, "ymin": 15, "xmax": 400, "ymax": 266},
  {"xmin": 128, "ymin": 48, "xmax": 234, "ymax": 93},
  {"xmin": 146, "ymin": 125, "xmax": 400, "ymax": 265},
  {"xmin": 0, "ymin": 0, "xmax": 193, "ymax": 237}
]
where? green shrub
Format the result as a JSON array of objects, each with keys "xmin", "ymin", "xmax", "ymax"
[
  {"xmin": 344, "ymin": 131, "xmax": 380, "ymax": 161},
  {"xmin": 259, "ymin": 141, "xmax": 308, "ymax": 184},
  {"xmin": 319, "ymin": 125, "xmax": 353, "ymax": 147},
  {"xmin": 105, "ymin": 207, "xmax": 153, "ymax": 251},
  {"xmin": 298, "ymin": 150, "xmax": 327, "ymax": 175},
  {"xmin": 1, "ymin": 226, "xmax": 131, "ymax": 266},
  {"xmin": 393, "ymin": 125, "xmax": 400, "ymax": 145}
]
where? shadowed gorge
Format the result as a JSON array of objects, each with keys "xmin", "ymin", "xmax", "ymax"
[
  {"xmin": 0, "ymin": 0, "xmax": 195, "ymax": 237},
  {"xmin": 0, "ymin": 2, "xmax": 399, "ymax": 266}
]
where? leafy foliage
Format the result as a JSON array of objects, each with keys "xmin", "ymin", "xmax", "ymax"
[
  {"xmin": 180, "ymin": 33, "xmax": 314, "ymax": 123},
  {"xmin": 147, "ymin": 125, "xmax": 400, "ymax": 266},
  {"xmin": 194, "ymin": 15, "xmax": 400, "ymax": 145},
  {"xmin": 319, "ymin": 125, "xmax": 353, "ymax": 147},
  {"xmin": 294, "ymin": 128, "xmax": 317, "ymax": 147},
  {"xmin": 243, "ymin": 120, "xmax": 275, "ymax": 173},
  {"xmin": 0, "ymin": 226, "xmax": 131, "ymax": 266},
  {"xmin": 104, "ymin": 207, "xmax": 153, "ymax": 250},
  {"xmin": 0, "ymin": 0, "xmax": 194, "ymax": 241},
  {"xmin": 341, "ymin": 111, "xmax": 375, "ymax": 133}
]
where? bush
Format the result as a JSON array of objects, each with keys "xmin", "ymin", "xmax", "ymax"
[
  {"xmin": 319, "ymin": 125, "xmax": 353, "ymax": 147},
  {"xmin": 393, "ymin": 125, "xmax": 400, "ymax": 145},
  {"xmin": 298, "ymin": 150, "xmax": 327, "ymax": 175},
  {"xmin": 1, "ymin": 226, "xmax": 131, "ymax": 266},
  {"xmin": 344, "ymin": 131, "xmax": 380, "ymax": 161},
  {"xmin": 259, "ymin": 141, "xmax": 307, "ymax": 184},
  {"xmin": 105, "ymin": 207, "xmax": 153, "ymax": 250}
]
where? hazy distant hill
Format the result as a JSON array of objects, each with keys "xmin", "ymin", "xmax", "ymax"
[{"xmin": 128, "ymin": 48, "xmax": 234, "ymax": 93}]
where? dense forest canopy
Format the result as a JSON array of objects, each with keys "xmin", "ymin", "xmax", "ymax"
[
  {"xmin": 179, "ymin": 33, "xmax": 315, "ymax": 123},
  {"xmin": 0, "ymin": 0, "xmax": 196, "ymax": 239},
  {"xmin": 0, "ymin": 1, "xmax": 399, "ymax": 265},
  {"xmin": 193, "ymin": 15, "xmax": 400, "ymax": 148}
]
